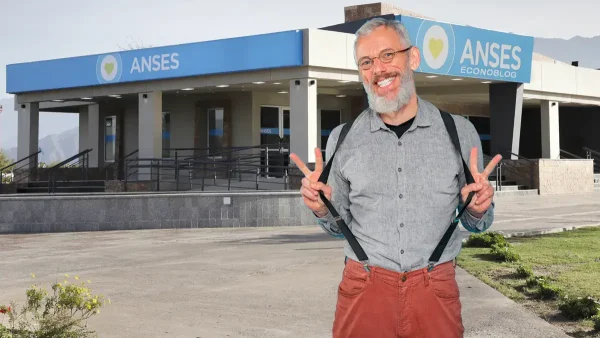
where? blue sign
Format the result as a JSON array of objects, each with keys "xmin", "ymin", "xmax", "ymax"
[
  {"xmin": 7, "ymin": 30, "xmax": 304, "ymax": 93},
  {"xmin": 398, "ymin": 16, "xmax": 534, "ymax": 83}
]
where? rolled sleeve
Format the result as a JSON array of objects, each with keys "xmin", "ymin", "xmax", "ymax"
[{"xmin": 460, "ymin": 202, "xmax": 494, "ymax": 233}]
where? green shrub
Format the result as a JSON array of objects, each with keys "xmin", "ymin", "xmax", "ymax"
[
  {"xmin": 537, "ymin": 280, "xmax": 563, "ymax": 300},
  {"xmin": 526, "ymin": 276, "xmax": 548, "ymax": 288},
  {"xmin": 558, "ymin": 296, "xmax": 599, "ymax": 320},
  {"xmin": 592, "ymin": 313, "xmax": 600, "ymax": 331},
  {"xmin": 464, "ymin": 232, "xmax": 508, "ymax": 248},
  {"xmin": 490, "ymin": 243, "xmax": 521, "ymax": 262},
  {"xmin": 516, "ymin": 265, "xmax": 534, "ymax": 278},
  {"xmin": 0, "ymin": 273, "xmax": 109, "ymax": 338}
]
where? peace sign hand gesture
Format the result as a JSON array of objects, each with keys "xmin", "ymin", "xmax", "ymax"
[
  {"xmin": 289, "ymin": 148, "xmax": 332, "ymax": 218},
  {"xmin": 461, "ymin": 148, "xmax": 502, "ymax": 218}
]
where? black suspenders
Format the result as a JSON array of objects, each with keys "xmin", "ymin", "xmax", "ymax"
[{"xmin": 317, "ymin": 110, "xmax": 476, "ymax": 272}]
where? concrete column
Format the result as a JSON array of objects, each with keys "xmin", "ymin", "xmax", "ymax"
[
  {"xmin": 489, "ymin": 82, "xmax": 524, "ymax": 159},
  {"xmin": 17, "ymin": 102, "xmax": 39, "ymax": 168},
  {"xmin": 79, "ymin": 107, "xmax": 89, "ymax": 153},
  {"xmin": 541, "ymin": 100, "xmax": 560, "ymax": 159},
  {"xmin": 87, "ymin": 104, "xmax": 100, "ymax": 168},
  {"xmin": 138, "ymin": 92, "xmax": 162, "ymax": 180},
  {"xmin": 289, "ymin": 78, "xmax": 318, "ymax": 163}
]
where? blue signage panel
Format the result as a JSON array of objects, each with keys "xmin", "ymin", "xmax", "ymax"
[
  {"xmin": 7, "ymin": 30, "xmax": 304, "ymax": 93},
  {"xmin": 398, "ymin": 16, "xmax": 534, "ymax": 83}
]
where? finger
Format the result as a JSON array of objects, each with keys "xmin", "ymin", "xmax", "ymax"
[
  {"xmin": 314, "ymin": 148, "xmax": 324, "ymax": 173},
  {"xmin": 302, "ymin": 178, "xmax": 319, "ymax": 196},
  {"xmin": 289, "ymin": 153, "xmax": 312, "ymax": 178},
  {"xmin": 475, "ymin": 184, "xmax": 494, "ymax": 205},
  {"xmin": 481, "ymin": 154, "xmax": 503, "ymax": 178},
  {"xmin": 462, "ymin": 182, "xmax": 484, "ymax": 196},
  {"xmin": 301, "ymin": 187, "xmax": 319, "ymax": 201},
  {"xmin": 469, "ymin": 147, "xmax": 479, "ymax": 175}
]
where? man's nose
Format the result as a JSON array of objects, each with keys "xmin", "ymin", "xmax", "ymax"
[{"xmin": 371, "ymin": 57, "xmax": 388, "ymax": 74}]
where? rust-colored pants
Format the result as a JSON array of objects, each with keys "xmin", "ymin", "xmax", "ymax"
[{"xmin": 332, "ymin": 258, "xmax": 464, "ymax": 338}]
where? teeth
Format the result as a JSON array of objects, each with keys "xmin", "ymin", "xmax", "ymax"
[{"xmin": 377, "ymin": 77, "xmax": 394, "ymax": 87}]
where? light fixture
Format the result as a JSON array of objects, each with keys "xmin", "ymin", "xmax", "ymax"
[
  {"xmin": 81, "ymin": 97, "xmax": 93, "ymax": 100},
  {"xmin": 252, "ymin": 81, "xmax": 265, "ymax": 84},
  {"xmin": 451, "ymin": 78, "xmax": 463, "ymax": 81},
  {"xmin": 426, "ymin": 75, "xmax": 438, "ymax": 78},
  {"xmin": 273, "ymin": 82, "xmax": 282, "ymax": 85},
  {"xmin": 336, "ymin": 94, "xmax": 347, "ymax": 98},
  {"xmin": 108, "ymin": 94, "xmax": 121, "ymax": 98},
  {"xmin": 216, "ymin": 84, "xmax": 229, "ymax": 88},
  {"xmin": 51, "ymin": 99, "xmax": 64, "ymax": 102},
  {"xmin": 181, "ymin": 87, "xmax": 194, "ymax": 91},
  {"xmin": 278, "ymin": 91, "xmax": 288, "ymax": 94},
  {"xmin": 338, "ymin": 80, "xmax": 352, "ymax": 83},
  {"xmin": 481, "ymin": 81, "xmax": 492, "ymax": 84}
]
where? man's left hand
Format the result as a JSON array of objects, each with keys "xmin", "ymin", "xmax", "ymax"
[{"xmin": 460, "ymin": 148, "xmax": 502, "ymax": 218}]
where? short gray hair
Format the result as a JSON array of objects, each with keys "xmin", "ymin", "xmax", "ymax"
[{"xmin": 354, "ymin": 18, "xmax": 412, "ymax": 63}]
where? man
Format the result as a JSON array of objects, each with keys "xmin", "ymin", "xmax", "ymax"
[{"xmin": 290, "ymin": 18, "xmax": 502, "ymax": 338}]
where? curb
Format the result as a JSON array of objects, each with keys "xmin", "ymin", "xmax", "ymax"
[{"xmin": 462, "ymin": 224, "xmax": 600, "ymax": 242}]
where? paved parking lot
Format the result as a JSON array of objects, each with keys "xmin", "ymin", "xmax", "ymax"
[{"xmin": 2, "ymin": 191, "xmax": 598, "ymax": 337}]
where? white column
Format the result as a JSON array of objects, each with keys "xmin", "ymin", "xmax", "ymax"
[
  {"xmin": 541, "ymin": 100, "xmax": 560, "ymax": 159},
  {"xmin": 17, "ymin": 102, "xmax": 39, "ymax": 168},
  {"xmin": 289, "ymin": 79, "xmax": 318, "ymax": 163},
  {"xmin": 87, "ymin": 104, "xmax": 100, "ymax": 167},
  {"xmin": 138, "ymin": 92, "xmax": 162, "ymax": 180}
]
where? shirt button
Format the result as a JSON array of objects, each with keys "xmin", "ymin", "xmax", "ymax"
[
  {"xmin": 399, "ymin": 194, "xmax": 403, "ymax": 199},
  {"xmin": 398, "ymin": 141, "xmax": 402, "ymax": 146},
  {"xmin": 397, "ymin": 168, "xmax": 402, "ymax": 172},
  {"xmin": 401, "ymin": 250, "xmax": 405, "ymax": 254},
  {"xmin": 400, "ymin": 223, "xmax": 404, "ymax": 227}
]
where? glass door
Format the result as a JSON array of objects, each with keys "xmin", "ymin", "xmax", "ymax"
[{"xmin": 260, "ymin": 106, "xmax": 289, "ymax": 177}]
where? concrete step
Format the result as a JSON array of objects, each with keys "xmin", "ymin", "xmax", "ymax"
[{"xmin": 495, "ymin": 189, "xmax": 538, "ymax": 197}]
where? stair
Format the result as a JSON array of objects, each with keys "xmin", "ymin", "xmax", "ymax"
[
  {"xmin": 17, "ymin": 180, "xmax": 106, "ymax": 194},
  {"xmin": 489, "ymin": 176, "xmax": 538, "ymax": 196}
]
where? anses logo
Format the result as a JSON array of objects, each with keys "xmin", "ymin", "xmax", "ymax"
[
  {"xmin": 416, "ymin": 21, "xmax": 456, "ymax": 75},
  {"xmin": 96, "ymin": 53, "xmax": 123, "ymax": 84}
]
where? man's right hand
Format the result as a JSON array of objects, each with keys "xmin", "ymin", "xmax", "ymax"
[{"xmin": 289, "ymin": 148, "xmax": 332, "ymax": 218}]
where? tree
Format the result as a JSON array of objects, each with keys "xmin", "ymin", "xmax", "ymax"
[
  {"xmin": 0, "ymin": 149, "xmax": 11, "ymax": 170},
  {"xmin": 117, "ymin": 36, "xmax": 153, "ymax": 51}
]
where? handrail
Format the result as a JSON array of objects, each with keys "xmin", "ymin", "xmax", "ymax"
[
  {"xmin": 583, "ymin": 146, "xmax": 600, "ymax": 158},
  {"xmin": 50, "ymin": 149, "xmax": 93, "ymax": 169},
  {"xmin": 0, "ymin": 150, "xmax": 41, "ymax": 172},
  {"xmin": 560, "ymin": 149, "xmax": 583, "ymax": 159}
]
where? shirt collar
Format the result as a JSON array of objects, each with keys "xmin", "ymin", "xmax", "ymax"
[{"xmin": 369, "ymin": 96, "xmax": 433, "ymax": 132}]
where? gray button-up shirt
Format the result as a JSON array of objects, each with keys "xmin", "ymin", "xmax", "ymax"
[{"xmin": 316, "ymin": 97, "xmax": 494, "ymax": 273}]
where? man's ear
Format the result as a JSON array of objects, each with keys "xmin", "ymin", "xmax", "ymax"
[{"xmin": 409, "ymin": 46, "xmax": 421, "ymax": 71}]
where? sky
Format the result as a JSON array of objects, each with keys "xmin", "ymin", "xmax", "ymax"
[
  {"xmin": 1, "ymin": 0, "xmax": 599, "ymax": 98},
  {"xmin": 0, "ymin": 0, "xmax": 598, "ymax": 149}
]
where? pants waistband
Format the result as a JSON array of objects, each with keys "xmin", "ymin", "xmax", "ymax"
[{"xmin": 344, "ymin": 257, "xmax": 456, "ymax": 285}]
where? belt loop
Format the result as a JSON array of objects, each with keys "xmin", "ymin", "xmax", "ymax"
[{"xmin": 424, "ymin": 269, "xmax": 430, "ymax": 286}]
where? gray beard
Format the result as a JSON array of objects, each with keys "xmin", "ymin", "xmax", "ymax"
[{"xmin": 363, "ymin": 70, "xmax": 415, "ymax": 115}]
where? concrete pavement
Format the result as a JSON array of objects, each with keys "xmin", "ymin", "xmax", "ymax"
[{"xmin": 1, "ymin": 226, "xmax": 572, "ymax": 337}]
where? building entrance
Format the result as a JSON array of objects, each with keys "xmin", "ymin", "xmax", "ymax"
[{"xmin": 260, "ymin": 106, "xmax": 289, "ymax": 177}]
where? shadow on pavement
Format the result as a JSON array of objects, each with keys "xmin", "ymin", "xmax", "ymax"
[{"xmin": 219, "ymin": 232, "xmax": 342, "ymax": 245}]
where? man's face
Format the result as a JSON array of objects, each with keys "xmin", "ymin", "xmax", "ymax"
[{"xmin": 355, "ymin": 26, "xmax": 420, "ymax": 113}]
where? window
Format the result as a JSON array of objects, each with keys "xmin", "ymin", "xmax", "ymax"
[
  {"xmin": 104, "ymin": 116, "xmax": 116, "ymax": 163},
  {"xmin": 208, "ymin": 108, "xmax": 225, "ymax": 154}
]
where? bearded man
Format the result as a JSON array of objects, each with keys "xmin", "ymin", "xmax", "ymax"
[{"xmin": 290, "ymin": 17, "xmax": 502, "ymax": 338}]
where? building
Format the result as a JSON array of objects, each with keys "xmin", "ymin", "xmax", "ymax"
[{"xmin": 5, "ymin": 2, "xmax": 600, "ymax": 195}]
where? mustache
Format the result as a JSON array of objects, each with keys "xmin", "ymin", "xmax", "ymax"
[{"xmin": 372, "ymin": 72, "xmax": 400, "ymax": 84}]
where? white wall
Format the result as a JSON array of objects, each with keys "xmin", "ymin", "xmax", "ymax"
[
  {"xmin": 231, "ymin": 92, "xmax": 253, "ymax": 147},
  {"xmin": 163, "ymin": 97, "xmax": 195, "ymax": 150},
  {"xmin": 525, "ymin": 61, "xmax": 600, "ymax": 104}
]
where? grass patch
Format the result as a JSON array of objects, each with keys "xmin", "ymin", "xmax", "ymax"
[{"xmin": 458, "ymin": 227, "xmax": 600, "ymax": 336}]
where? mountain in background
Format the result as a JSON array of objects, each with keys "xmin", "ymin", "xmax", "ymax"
[
  {"xmin": 1, "ymin": 34, "xmax": 599, "ymax": 163},
  {"xmin": 4, "ymin": 127, "xmax": 79, "ymax": 164},
  {"xmin": 534, "ymin": 35, "xmax": 600, "ymax": 69}
]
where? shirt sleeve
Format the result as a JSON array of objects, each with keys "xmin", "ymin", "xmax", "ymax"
[
  {"xmin": 314, "ymin": 125, "xmax": 353, "ymax": 238},
  {"xmin": 454, "ymin": 114, "xmax": 496, "ymax": 233}
]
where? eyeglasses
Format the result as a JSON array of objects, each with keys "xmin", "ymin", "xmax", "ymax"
[{"xmin": 357, "ymin": 46, "xmax": 412, "ymax": 70}]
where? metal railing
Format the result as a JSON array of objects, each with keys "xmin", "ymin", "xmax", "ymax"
[
  {"xmin": 47, "ymin": 149, "xmax": 93, "ymax": 193},
  {"xmin": 124, "ymin": 143, "xmax": 302, "ymax": 192},
  {"xmin": 0, "ymin": 150, "xmax": 41, "ymax": 193},
  {"xmin": 486, "ymin": 151, "xmax": 537, "ymax": 192},
  {"xmin": 582, "ymin": 146, "xmax": 600, "ymax": 173}
]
